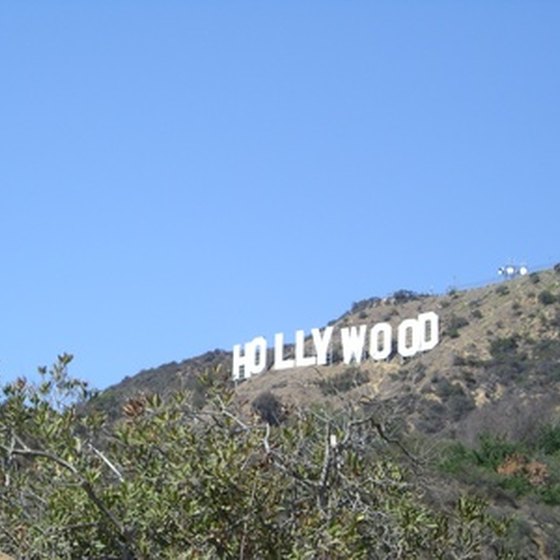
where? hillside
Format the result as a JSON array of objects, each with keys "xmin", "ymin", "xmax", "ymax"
[
  {"xmin": 237, "ymin": 266, "xmax": 560, "ymax": 441},
  {"xmin": 86, "ymin": 265, "xmax": 560, "ymax": 557},
  {"xmin": 97, "ymin": 265, "xmax": 560, "ymax": 443},
  {"xmin": 4, "ymin": 265, "xmax": 560, "ymax": 558}
]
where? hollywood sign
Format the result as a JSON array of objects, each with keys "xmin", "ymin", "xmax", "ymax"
[{"xmin": 233, "ymin": 312, "xmax": 439, "ymax": 380}]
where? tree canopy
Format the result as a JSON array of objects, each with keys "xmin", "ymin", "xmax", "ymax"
[{"xmin": 0, "ymin": 355, "xmax": 514, "ymax": 559}]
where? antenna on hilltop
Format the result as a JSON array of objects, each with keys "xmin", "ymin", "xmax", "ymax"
[{"xmin": 497, "ymin": 263, "xmax": 529, "ymax": 280}]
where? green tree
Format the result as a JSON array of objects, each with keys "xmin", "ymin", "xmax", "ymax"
[{"xmin": 0, "ymin": 356, "xmax": 514, "ymax": 559}]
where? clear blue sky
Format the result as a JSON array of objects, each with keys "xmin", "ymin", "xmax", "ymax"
[{"xmin": 1, "ymin": 3, "xmax": 559, "ymax": 390}]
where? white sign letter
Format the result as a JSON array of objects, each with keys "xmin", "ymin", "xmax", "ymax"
[
  {"xmin": 398, "ymin": 319, "xmax": 420, "ymax": 358},
  {"xmin": 369, "ymin": 322, "xmax": 392, "ymax": 361},
  {"xmin": 295, "ymin": 330, "xmax": 316, "ymax": 367},
  {"xmin": 274, "ymin": 332, "xmax": 295, "ymax": 370},
  {"xmin": 341, "ymin": 325, "xmax": 367, "ymax": 364},
  {"xmin": 251, "ymin": 336, "xmax": 268, "ymax": 375},
  {"xmin": 418, "ymin": 312, "xmax": 439, "ymax": 351},
  {"xmin": 233, "ymin": 336, "xmax": 268, "ymax": 380},
  {"xmin": 312, "ymin": 326, "xmax": 334, "ymax": 366},
  {"xmin": 233, "ymin": 343, "xmax": 248, "ymax": 381}
]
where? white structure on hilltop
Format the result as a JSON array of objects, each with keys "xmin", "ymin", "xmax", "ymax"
[{"xmin": 498, "ymin": 264, "xmax": 528, "ymax": 279}]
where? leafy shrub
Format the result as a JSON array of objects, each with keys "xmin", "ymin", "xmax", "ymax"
[
  {"xmin": 499, "ymin": 473, "xmax": 533, "ymax": 497},
  {"xmin": 252, "ymin": 390, "xmax": 286, "ymax": 425},
  {"xmin": 439, "ymin": 441, "xmax": 473, "ymax": 474},
  {"xmin": 446, "ymin": 315, "xmax": 469, "ymax": 338},
  {"xmin": 551, "ymin": 310, "xmax": 560, "ymax": 328},
  {"xmin": 453, "ymin": 354, "xmax": 467, "ymax": 366},
  {"xmin": 316, "ymin": 367, "xmax": 369, "ymax": 396},
  {"xmin": 447, "ymin": 390, "xmax": 476, "ymax": 421},
  {"xmin": 411, "ymin": 363, "xmax": 427, "ymax": 383},
  {"xmin": 539, "ymin": 483, "xmax": 560, "ymax": 505},
  {"xmin": 452, "ymin": 315, "xmax": 470, "ymax": 329},
  {"xmin": 351, "ymin": 296, "xmax": 381, "ymax": 313},
  {"xmin": 453, "ymin": 354, "xmax": 482, "ymax": 369},
  {"xmin": 496, "ymin": 285, "xmax": 510, "ymax": 296},
  {"xmin": 536, "ymin": 423, "xmax": 560, "ymax": 455},
  {"xmin": 430, "ymin": 378, "xmax": 475, "ymax": 421},
  {"xmin": 391, "ymin": 289, "xmax": 429, "ymax": 303},
  {"xmin": 433, "ymin": 377, "xmax": 460, "ymax": 399},
  {"xmin": 489, "ymin": 336, "xmax": 519, "ymax": 359},
  {"xmin": 530, "ymin": 272, "xmax": 541, "ymax": 284},
  {"xmin": 538, "ymin": 290, "xmax": 557, "ymax": 305},
  {"xmin": 473, "ymin": 434, "xmax": 521, "ymax": 470},
  {"xmin": 417, "ymin": 401, "xmax": 448, "ymax": 434},
  {"xmin": 0, "ymin": 356, "xmax": 516, "ymax": 558}
]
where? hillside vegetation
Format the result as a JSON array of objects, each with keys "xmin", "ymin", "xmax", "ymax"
[{"xmin": 2, "ymin": 265, "xmax": 560, "ymax": 558}]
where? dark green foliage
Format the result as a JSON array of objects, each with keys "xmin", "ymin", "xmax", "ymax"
[
  {"xmin": 416, "ymin": 399, "xmax": 447, "ymax": 434},
  {"xmin": 536, "ymin": 423, "xmax": 560, "ymax": 455},
  {"xmin": 433, "ymin": 377, "xmax": 462, "ymax": 400},
  {"xmin": 489, "ymin": 336, "xmax": 519, "ymax": 359},
  {"xmin": 446, "ymin": 314, "xmax": 469, "ymax": 338},
  {"xmin": 447, "ymin": 390, "xmax": 476, "ymax": 421},
  {"xmin": 0, "ymin": 357, "xmax": 516, "ymax": 559},
  {"xmin": 482, "ymin": 333, "xmax": 560, "ymax": 389},
  {"xmin": 496, "ymin": 284, "xmax": 510, "ymax": 296},
  {"xmin": 453, "ymin": 354, "xmax": 482, "ymax": 368},
  {"xmin": 411, "ymin": 363, "xmax": 427, "ymax": 383},
  {"xmin": 499, "ymin": 474, "xmax": 533, "ymax": 497},
  {"xmin": 530, "ymin": 272, "xmax": 541, "ymax": 284},
  {"xmin": 530, "ymin": 339, "xmax": 560, "ymax": 382},
  {"xmin": 539, "ymin": 483, "xmax": 560, "ymax": 505},
  {"xmin": 538, "ymin": 290, "xmax": 557, "ymax": 305},
  {"xmin": 471, "ymin": 308, "xmax": 484, "ymax": 319},
  {"xmin": 329, "ymin": 347, "xmax": 343, "ymax": 364},
  {"xmin": 392, "ymin": 289, "xmax": 429, "ymax": 303},
  {"xmin": 550, "ymin": 309, "xmax": 560, "ymax": 328},
  {"xmin": 252, "ymin": 390, "xmax": 285, "ymax": 425},
  {"xmin": 440, "ymin": 429, "xmax": 560, "ymax": 507},
  {"xmin": 87, "ymin": 350, "xmax": 231, "ymax": 420},
  {"xmin": 484, "ymin": 336, "xmax": 531, "ymax": 384},
  {"xmin": 427, "ymin": 378, "xmax": 475, "ymax": 422},
  {"xmin": 461, "ymin": 370, "xmax": 478, "ymax": 388},
  {"xmin": 180, "ymin": 371, "xmax": 214, "ymax": 409},
  {"xmin": 351, "ymin": 296, "xmax": 381, "ymax": 314},
  {"xmin": 316, "ymin": 367, "xmax": 369, "ymax": 396},
  {"xmin": 439, "ymin": 441, "xmax": 473, "ymax": 474},
  {"xmin": 474, "ymin": 434, "xmax": 521, "ymax": 470}
]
